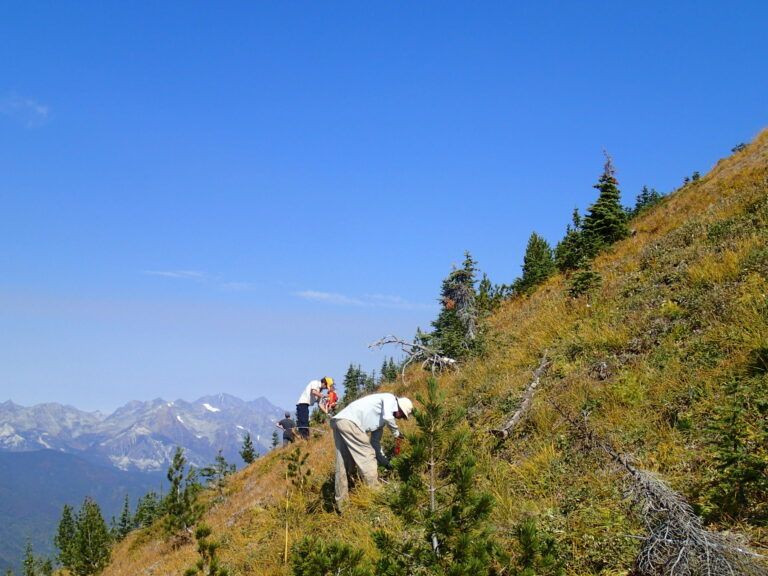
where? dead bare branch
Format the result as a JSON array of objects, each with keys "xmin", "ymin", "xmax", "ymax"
[
  {"xmin": 368, "ymin": 335, "xmax": 457, "ymax": 383},
  {"xmin": 489, "ymin": 352, "xmax": 550, "ymax": 440},
  {"xmin": 551, "ymin": 403, "xmax": 768, "ymax": 576}
]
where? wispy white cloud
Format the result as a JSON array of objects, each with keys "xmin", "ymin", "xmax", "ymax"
[
  {"xmin": 296, "ymin": 290, "xmax": 435, "ymax": 310},
  {"xmin": 296, "ymin": 290, "xmax": 366, "ymax": 306},
  {"xmin": 142, "ymin": 270, "xmax": 206, "ymax": 280},
  {"xmin": 0, "ymin": 94, "xmax": 50, "ymax": 128}
]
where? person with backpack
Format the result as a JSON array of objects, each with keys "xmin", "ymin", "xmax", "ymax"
[{"xmin": 330, "ymin": 392, "xmax": 413, "ymax": 506}]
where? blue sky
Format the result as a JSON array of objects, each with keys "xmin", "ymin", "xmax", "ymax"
[{"xmin": 1, "ymin": 1, "xmax": 767, "ymax": 413}]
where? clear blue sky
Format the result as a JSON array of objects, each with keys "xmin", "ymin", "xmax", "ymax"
[{"xmin": 1, "ymin": 1, "xmax": 766, "ymax": 413}]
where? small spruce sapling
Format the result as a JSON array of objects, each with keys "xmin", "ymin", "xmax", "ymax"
[
  {"xmin": 239, "ymin": 432, "xmax": 256, "ymax": 464},
  {"xmin": 184, "ymin": 524, "xmax": 229, "ymax": 576},
  {"xmin": 115, "ymin": 495, "xmax": 132, "ymax": 541},
  {"xmin": 164, "ymin": 447, "xmax": 203, "ymax": 543},
  {"xmin": 374, "ymin": 378, "xmax": 506, "ymax": 575},
  {"xmin": 290, "ymin": 536, "xmax": 372, "ymax": 576},
  {"xmin": 200, "ymin": 450, "xmax": 236, "ymax": 498}
]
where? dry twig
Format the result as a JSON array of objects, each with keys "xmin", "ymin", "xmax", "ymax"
[{"xmin": 369, "ymin": 335, "xmax": 457, "ymax": 383}]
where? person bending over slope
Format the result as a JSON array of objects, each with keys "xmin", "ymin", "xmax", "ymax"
[{"xmin": 330, "ymin": 392, "xmax": 413, "ymax": 506}]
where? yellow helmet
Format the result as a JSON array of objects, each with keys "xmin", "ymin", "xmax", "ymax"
[{"xmin": 322, "ymin": 376, "xmax": 334, "ymax": 388}]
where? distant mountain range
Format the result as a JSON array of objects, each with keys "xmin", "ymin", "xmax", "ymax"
[
  {"xmin": 0, "ymin": 393, "xmax": 287, "ymax": 472},
  {"xmin": 0, "ymin": 393, "xmax": 287, "ymax": 573}
]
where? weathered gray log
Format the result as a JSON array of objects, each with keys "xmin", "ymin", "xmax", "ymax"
[{"xmin": 489, "ymin": 352, "xmax": 550, "ymax": 440}]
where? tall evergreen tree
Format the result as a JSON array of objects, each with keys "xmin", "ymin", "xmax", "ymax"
[
  {"xmin": 516, "ymin": 232, "xmax": 556, "ymax": 294},
  {"xmin": 380, "ymin": 357, "xmax": 399, "ymax": 383},
  {"xmin": 631, "ymin": 185, "xmax": 663, "ymax": 216},
  {"xmin": 427, "ymin": 251, "xmax": 480, "ymax": 360},
  {"xmin": 240, "ymin": 432, "xmax": 256, "ymax": 464},
  {"xmin": 341, "ymin": 363, "xmax": 361, "ymax": 405},
  {"xmin": 55, "ymin": 503, "xmax": 76, "ymax": 569},
  {"xmin": 115, "ymin": 495, "xmax": 132, "ymax": 541},
  {"xmin": 477, "ymin": 273, "xmax": 509, "ymax": 314},
  {"xmin": 134, "ymin": 491, "xmax": 161, "ymax": 529},
  {"xmin": 271, "ymin": 430, "xmax": 279, "ymax": 449},
  {"xmin": 71, "ymin": 498, "xmax": 112, "ymax": 576},
  {"xmin": 582, "ymin": 154, "xmax": 629, "ymax": 246},
  {"xmin": 164, "ymin": 447, "xmax": 203, "ymax": 541},
  {"xmin": 555, "ymin": 209, "xmax": 595, "ymax": 272}
]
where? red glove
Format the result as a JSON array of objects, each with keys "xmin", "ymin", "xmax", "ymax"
[{"xmin": 393, "ymin": 437, "xmax": 401, "ymax": 456}]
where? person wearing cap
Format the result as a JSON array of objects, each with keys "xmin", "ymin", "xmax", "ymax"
[
  {"xmin": 295, "ymin": 376, "xmax": 332, "ymax": 439},
  {"xmin": 330, "ymin": 392, "xmax": 413, "ymax": 506}
]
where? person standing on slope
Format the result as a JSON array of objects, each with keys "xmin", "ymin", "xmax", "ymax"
[
  {"xmin": 330, "ymin": 392, "xmax": 413, "ymax": 506},
  {"xmin": 295, "ymin": 376, "xmax": 332, "ymax": 439}
]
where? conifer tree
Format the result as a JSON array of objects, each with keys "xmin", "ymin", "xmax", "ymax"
[
  {"xmin": 631, "ymin": 185, "xmax": 663, "ymax": 216},
  {"xmin": 380, "ymin": 357, "xmax": 399, "ymax": 383},
  {"xmin": 164, "ymin": 447, "xmax": 203, "ymax": 542},
  {"xmin": 133, "ymin": 491, "xmax": 161, "ymax": 528},
  {"xmin": 71, "ymin": 497, "xmax": 112, "ymax": 576},
  {"xmin": 555, "ymin": 209, "xmax": 595, "ymax": 272},
  {"xmin": 582, "ymin": 154, "xmax": 629, "ymax": 247},
  {"xmin": 22, "ymin": 541, "xmax": 35, "ymax": 576},
  {"xmin": 200, "ymin": 450, "xmax": 236, "ymax": 497},
  {"xmin": 239, "ymin": 432, "xmax": 256, "ymax": 464},
  {"xmin": 516, "ymin": 232, "xmax": 555, "ymax": 294},
  {"xmin": 184, "ymin": 524, "xmax": 229, "ymax": 576},
  {"xmin": 55, "ymin": 503, "xmax": 76, "ymax": 569},
  {"xmin": 703, "ymin": 375, "xmax": 768, "ymax": 522},
  {"xmin": 271, "ymin": 430, "xmax": 279, "ymax": 449},
  {"xmin": 427, "ymin": 252, "xmax": 480, "ymax": 360},
  {"xmin": 373, "ymin": 378, "xmax": 505, "ymax": 575},
  {"xmin": 290, "ymin": 536, "xmax": 371, "ymax": 576},
  {"xmin": 115, "ymin": 495, "xmax": 132, "ymax": 541},
  {"xmin": 477, "ymin": 273, "xmax": 508, "ymax": 314},
  {"xmin": 341, "ymin": 363, "xmax": 361, "ymax": 405},
  {"xmin": 509, "ymin": 518, "xmax": 564, "ymax": 576}
]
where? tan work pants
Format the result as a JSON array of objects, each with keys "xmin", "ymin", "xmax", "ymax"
[{"xmin": 330, "ymin": 418, "xmax": 379, "ymax": 504}]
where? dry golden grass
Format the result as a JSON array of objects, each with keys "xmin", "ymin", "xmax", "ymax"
[{"xmin": 102, "ymin": 128, "xmax": 768, "ymax": 575}]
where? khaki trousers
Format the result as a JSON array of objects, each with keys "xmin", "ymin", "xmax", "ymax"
[{"xmin": 330, "ymin": 418, "xmax": 379, "ymax": 503}]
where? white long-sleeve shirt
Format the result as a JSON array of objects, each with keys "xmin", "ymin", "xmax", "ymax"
[{"xmin": 332, "ymin": 392, "xmax": 401, "ymax": 438}]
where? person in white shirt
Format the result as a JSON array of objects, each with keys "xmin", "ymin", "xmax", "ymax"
[
  {"xmin": 295, "ymin": 376, "xmax": 332, "ymax": 439},
  {"xmin": 330, "ymin": 392, "xmax": 414, "ymax": 505}
]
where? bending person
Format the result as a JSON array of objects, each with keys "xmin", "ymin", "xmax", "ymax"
[
  {"xmin": 295, "ymin": 376, "xmax": 332, "ymax": 439},
  {"xmin": 330, "ymin": 392, "xmax": 413, "ymax": 506}
]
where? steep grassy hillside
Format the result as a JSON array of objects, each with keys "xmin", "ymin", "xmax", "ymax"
[{"xmin": 101, "ymin": 130, "xmax": 768, "ymax": 575}]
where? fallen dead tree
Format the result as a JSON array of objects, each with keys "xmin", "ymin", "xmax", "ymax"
[
  {"xmin": 489, "ymin": 352, "xmax": 550, "ymax": 440},
  {"xmin": 368, "ymin": 335, "xmax": 457, "ymax": 383},
  {"xmin": 552, "ymin": 403, "xmax": 768, "ymax": 576}
]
